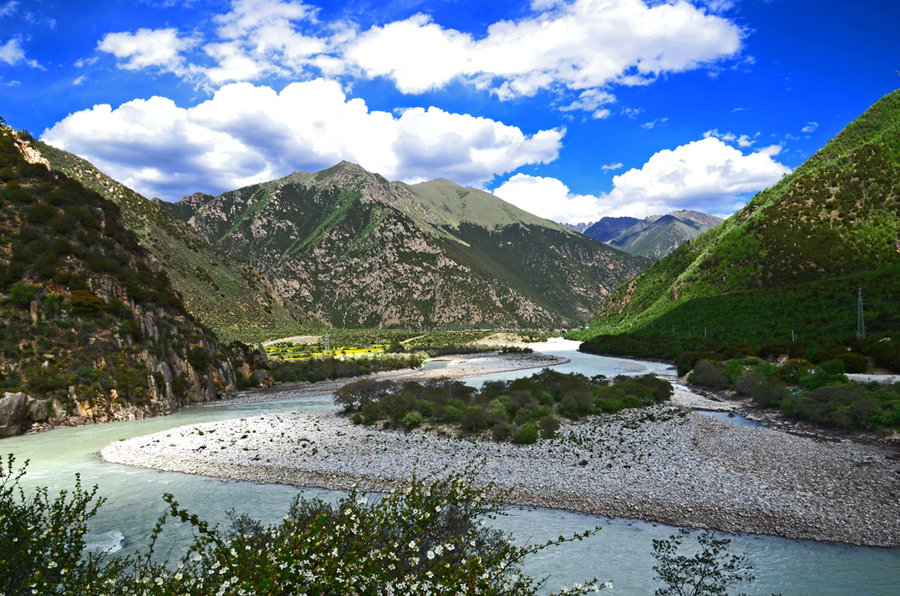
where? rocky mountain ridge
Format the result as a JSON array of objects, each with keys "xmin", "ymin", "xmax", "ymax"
[
  {"xmin": 33, "ymin": 140, "xmax": 321, "ymax": 343},
  {"xmin": 168, "ymin": 162, "xmax": 650, "ymax": 329},
  {"xmin": 607, "ymin": 210, "xmax": 723, "ymax": 259},
  {"xmin": 0, "ymin": 126, "xmax": 270, "ymax": 437}
]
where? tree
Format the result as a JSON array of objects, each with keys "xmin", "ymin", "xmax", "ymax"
[{"xmin": 652, "ymin": 529, "xmax": 755, "ymax": 596}]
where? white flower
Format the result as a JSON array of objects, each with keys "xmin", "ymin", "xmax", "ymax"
[{"xmin": 426, "ymin": 550, "xmax": 435, "ymax": 560}]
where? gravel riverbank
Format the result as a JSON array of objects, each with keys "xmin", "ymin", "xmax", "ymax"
[
  {"xmin": 213, "ymin": 351, "xmax": 567, "ymax": 406},
  {"xmin": 101, "ymin": 402, "xmax": 900, "ymax": 547}
]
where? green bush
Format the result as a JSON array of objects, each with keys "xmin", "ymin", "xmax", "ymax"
[
  {"xmin": 835, "ymin": 352, "xmax": 868, "ymax": 373},
  {"xmin": 70, "ymin": 289, "xmax": 104, "ymax": 314},
  {"xmin": 515, "ymin": 422, "xmax": 539, "ymax": 444},
  {"xmin": 7, "ymin": 283, "xmax": 36, "ymax": 307},
  {"xmin": 559, "ymin": 390, "xmax": 593, "ymax": 419},
  {"xmin": 735, "ymin": 372, "xmax": 791, "ymax": 408},
  {"xmin": 492, "ymin": 421, "xmax": 514, "ymax": 441},
  {"xmin": 460, "ymin": 406, "xmax": 488, "ymax": 433},
  {"xmin": 778, "ymin": 358, "xmax": 814, "ymax": 383},
  {"xmin": 187, "ymin": 346, "xmax": 212, "ymax": 372},
  {"xmin": 540, "ymin": 416, "xmax": 561, "ymax": 439},
  {"xmin": 401, "ymin": 410, "xmax": 423, "ymax": 430},
  {"xmin": 688, "ymin": 359, "xmax": 730, "ymax": 389}
]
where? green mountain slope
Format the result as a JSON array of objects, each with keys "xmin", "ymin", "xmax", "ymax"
[
  {"xmin": 579, "ymin": 89, "xmax": 900, "ymax": 344},
  {"xmin": 32, "ymin": 141, "xmax": 321, "ymax": 343},
  {"xmin": 0, "ymin": 126, "xmax": 267, "ymax": 437},
  {"xmin": 169, "ymin": 162, "xmax": 649, "ymax": 329},
  {"xmin": 608, "ymin": 210, "xmax": 723, "ymax": 259}
]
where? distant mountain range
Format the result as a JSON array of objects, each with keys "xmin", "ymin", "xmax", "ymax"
[
  {"xmin": 166, "ymin": 162, "xmax": 650, "ymax": 330},
  {"xmin": 582, "ymin": 217, "xmax": 641, "ymax": 242},
  {"xmin": 606, "ymin": 211, "xmax": 723, "ymax": 259},
  {"xmin": 569, "ymin": 211, "xmax": 723, "ymax": 259},
  {"xmin": 582, "ymin": 89, "xmax": 900, "ymax": 343}
]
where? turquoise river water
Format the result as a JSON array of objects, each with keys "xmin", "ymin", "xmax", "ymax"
[{"xmin": 2, "ymin": 341, "xmax": 898, "ymax": 594}]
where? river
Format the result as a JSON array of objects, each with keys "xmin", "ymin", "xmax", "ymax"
[{"xmin": 3, "ymin": 340, "xmax": 898, "ymax": 594}]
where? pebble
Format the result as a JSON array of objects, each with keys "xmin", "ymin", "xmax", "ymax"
[{"xmin": 101, "ymin": 403, "xmax": 900, "ymax": 548}]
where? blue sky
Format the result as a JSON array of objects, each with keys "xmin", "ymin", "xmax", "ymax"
[{"xmin": 1, "ymin": 0, "xmax": 898, "ymax": 223}]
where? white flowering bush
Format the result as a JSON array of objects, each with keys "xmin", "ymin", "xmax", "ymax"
[
  {"xmin": 2, "ymin": 456, "xmax": 607, "ymax": 595},
  {"xmin": 0, "ymin": 454, "xmax": 120, "ymax": 595}
]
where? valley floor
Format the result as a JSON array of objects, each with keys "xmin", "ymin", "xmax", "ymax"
[
  {"xmin": 216, "ymin": 350, "xmax": 567, "ymax": 406},
  {"xmin": 102, "ymin": 387, "xmax": 900, "ymax": 548}
]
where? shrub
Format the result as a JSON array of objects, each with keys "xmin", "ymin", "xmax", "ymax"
[
  {"xmin": 492, "ymin": 421, "xmax": 514, "ymax": 441},
  {"xmin": 487, "ymin": 398, "xmax": 510, "ymax": 422},
  {"xmin": 187, "ymin": 346, "xmax": 212, "ymax": 372},
  {"xmin": 559, "ymin": 390, "xmax": 593, "ymax": 419},
  {"xmin": 402, "ymin": 410, "xmax": 423, "ymax": 430},
  {"xmin": 688, "ymin": 359, "xmax": 730, "ymax": 389},
  {"xmin": 0, "ymin": 456, "xmax": 116, "ymax": 595},
  {"xmin": 7, "ymin": 283, "xmax": 37, "ymax": 307},
  {"xmin": 652, "ymin": 529, "xmax": 755, "ymax": 596},
  {"xmin": 460, "ymin": 406, "xmax": 488, "ymax": 433},
  {"xmin": 515, "ymin": 422, "xmax": 539, "ymax": 444},
  {"xmin": 0, "ymin": 458, "xmax": 606, "ymax": 595},
  {"xmin": 726, "ymin": 360, "xmax": 743, "ymax": 384},
  {"xmin": 539, "ymin": 416, "xmax": 561, "ymax": 439},
  {"xmin": 778, "ymin": 358, "xmax": 814, "ymax": 383},
  {"xmin": 618, "ymin": 375, "xmax": 674, "ymax": 403},
  {"xmin": 70, "ymin": 289, "xmax": 104, "ymax": 314},
  {"xmin": 334, "ymin": 378, "xmax": 400, "ymax": 412},
  {"xmin": 735, "ymin": 372, "xmax": 791, "ymax": 408},
  {"xmin": 835, "ymin": 352, "xmax": 868, "ymax": 374}
]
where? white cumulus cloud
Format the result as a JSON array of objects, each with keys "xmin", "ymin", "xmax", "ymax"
[
  {"xmin": 494, "ymin": 137, "xmax": 790, "ymax": 223},
  {"xmin": 493, "ymin": 174, "xmax": 606, "ymax": 224},
  {"xmin": 98, "ymin": 28, "xmax": 198, "ymax": 74},
  {"xmin": 605, "ymin": 137, "xmax": 790, "ymax": 215},
  {"xmin": 0, "ymin": 37, "xmax": 40, "ymax": 68},
  {"xmin": 41, "ymin": 80, "xmax": 562, "ymax": 201},
  {"xmin": 342, "ymin": 0, "xmax": 742, "ymax": 99},
  {"xmin": 91, "ymin": 0, "xmax": 743, "ymax": 116}
]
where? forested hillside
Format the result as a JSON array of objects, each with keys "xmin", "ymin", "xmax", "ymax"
[
  {"xmin": 0, "ymin": 126, "xmax": 268, "ymax": 436},
  {"xmin": 577, "ymin": 90, "xmax": 900, "ymax": 370}
]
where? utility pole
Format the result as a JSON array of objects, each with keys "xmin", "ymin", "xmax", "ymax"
[{"xmin": 857, "ymin": 289, "xmax": 865, "ymax": 339}]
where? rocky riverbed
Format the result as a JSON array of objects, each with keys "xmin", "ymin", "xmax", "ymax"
[
  {"xmin": 213, "ymin": 351, "xmax": 566, "ymax": 406},
  {"xmin": 101, "ymin": 402, "xmax": 900, "ymax": 548}
]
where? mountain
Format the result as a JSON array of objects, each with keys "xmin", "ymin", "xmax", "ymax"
[
  {"xmin": 581, "ymin": 89, "xmax": 900, "ymax": 343},
  {"xmin": 607, "ymin": 210, "xmax": 723, "ymax": 259},
  {"xmin": 0, "ymin": 126, "xmax": 269, "ymax": 437},
  {"xmin": 582, "ymin": 217, "xmax": 640, "ymax": 243},
  {"xmin": 564, "ymin": 221, "xmax": 596, "ymax": 234},
  {"xmin": 33, "ymin": 141, "xmax": 321, "ymax": 343},
  {"xmin": 167, "ymin": 162, "xmax": 650, "ymax": 329}
]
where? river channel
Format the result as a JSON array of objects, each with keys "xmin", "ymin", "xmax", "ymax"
[{"xmin": 3, "ymin": 340, "xmax": 898, "ymax": 594}]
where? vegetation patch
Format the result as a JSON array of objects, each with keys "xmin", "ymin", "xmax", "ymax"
[
  {"xmin": 0, "ymin": 455, "xmax": 609, "ymax": 595},
  {"xmin": 334, "ymin": 369, "xmax": 673, "ymax": 443},
  {"xmin": 684, "ymin": 355, "xmax": 900, "ymax": 431}
]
